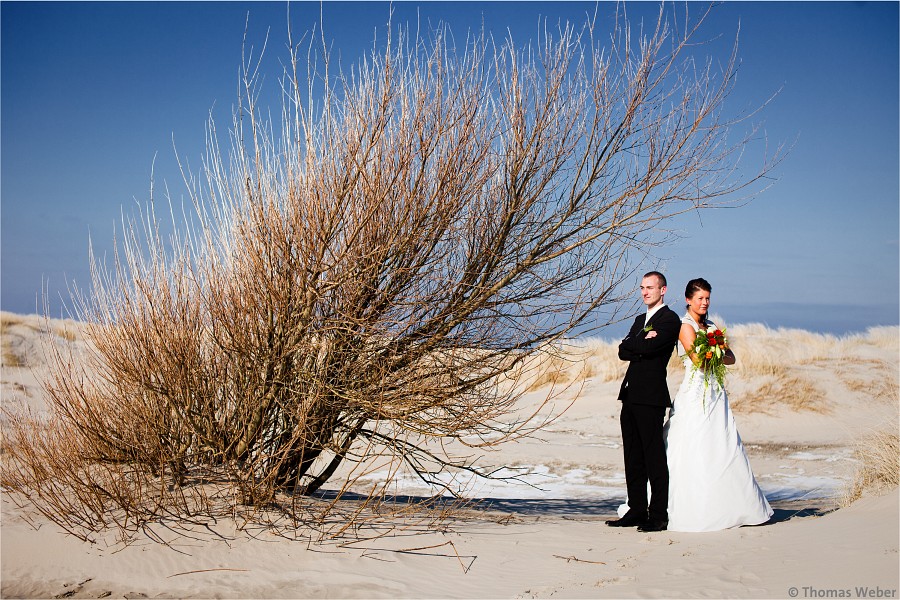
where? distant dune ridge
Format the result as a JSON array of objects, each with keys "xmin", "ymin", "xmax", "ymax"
[{"xmin": 1, "ymin": 310, "xmax": 897, "ymax": 598}]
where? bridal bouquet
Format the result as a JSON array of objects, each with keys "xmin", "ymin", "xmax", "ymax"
[{"xmin": 689, "ymin": 327, "xmax": 729, "ymax": 390}]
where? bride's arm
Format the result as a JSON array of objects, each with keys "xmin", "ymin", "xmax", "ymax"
[
  {"xmin": 679, "ymin": 324, "xmax": 699, "ymax": 365},
  {"xmin": 723, "ymin": 347, "xmax": 736, "ymax": 366}
]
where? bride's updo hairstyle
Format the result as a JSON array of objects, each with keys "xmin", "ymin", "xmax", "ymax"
[
  {"xmin": 685, "ymin": 278, "xmax": 712, "ymax": 323},
  {"xmin": 684, "ymin": 278, "xmax": 712, "ymax": 300}
]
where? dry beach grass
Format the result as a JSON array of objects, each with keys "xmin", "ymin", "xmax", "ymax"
[{"xmin": 841, "ymin": 422, "xmax": 900, "ymax": 507}]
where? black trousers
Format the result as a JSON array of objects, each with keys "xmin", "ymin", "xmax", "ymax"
[{"xmin": 620, "ymin": 402, "xmax": 669, "ymax": 522}]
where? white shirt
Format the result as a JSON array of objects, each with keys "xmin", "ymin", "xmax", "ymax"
[{"xmin": 645, "ymin": 303, "xmax": 667, "ymax": 325}]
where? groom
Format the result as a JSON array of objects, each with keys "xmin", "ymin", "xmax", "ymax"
[{"xmin": 606, "ymin": 271, "xmax": 680, "ymax": 532}]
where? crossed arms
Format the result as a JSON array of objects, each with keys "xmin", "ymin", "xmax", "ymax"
[{"xmin": 618, "ymin": 314, "xmax": 680, "ymax": 362}]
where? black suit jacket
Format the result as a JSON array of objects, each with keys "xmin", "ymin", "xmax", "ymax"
[{"xmin": 617, "ymin": 305, "xmax": 681, "ymax": 407}]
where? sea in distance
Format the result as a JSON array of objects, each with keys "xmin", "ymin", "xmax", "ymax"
[{"xmin": 592, "ymin": 302, "xmax": 899, "ymax": 342}]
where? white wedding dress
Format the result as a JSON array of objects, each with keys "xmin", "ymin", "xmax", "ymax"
[{"xmin": 663, "ymin": 314, "xmax": 773, "ymax": 532}]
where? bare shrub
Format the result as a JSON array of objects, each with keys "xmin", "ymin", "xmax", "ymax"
[
  {"xmin": 840, "ymin": 422, "xmax": 900, "ymax": 507},
  {"xmin": 2, "ymin": 7, "xmax": 779, "ymax": 541}
]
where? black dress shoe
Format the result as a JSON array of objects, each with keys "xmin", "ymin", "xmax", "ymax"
[
  {"xmin": 605, "ymin": 512, "xmax": 648, "ymax": 527},
  {"xmin": 636, "ymin": 519, "xmax": 668, "ymax": 532}
]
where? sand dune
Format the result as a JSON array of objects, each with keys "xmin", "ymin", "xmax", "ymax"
[{"xmin": 1, "ymin": 311, "xmax": 897, "ymax": 598}]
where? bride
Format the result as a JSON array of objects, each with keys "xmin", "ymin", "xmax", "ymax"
[{"xmin": 664, "ymin": 277, "xmax": 773, "ymax": 531}]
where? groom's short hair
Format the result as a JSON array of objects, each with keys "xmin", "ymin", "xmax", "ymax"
[{"xmin": 643, "ymin": 271, "xmax": 667, "ymax": 287}]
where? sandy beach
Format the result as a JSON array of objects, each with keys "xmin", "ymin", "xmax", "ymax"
[{"xmin": 2, "ymin": 312, "xmax": 897, "ymax": 599}]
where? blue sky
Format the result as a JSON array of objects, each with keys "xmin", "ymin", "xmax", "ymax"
[{"xmin": 2, "ymin": 1, "xmax": 898, "ymax": 336}]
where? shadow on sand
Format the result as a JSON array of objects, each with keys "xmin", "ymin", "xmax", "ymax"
[
  {"xmin": 314, "ymin": 489, "xmax": 837, "ymax": 525},
  {"xmin": 767, "ymin": 500, "xmax": 838, "ymax": 524}
]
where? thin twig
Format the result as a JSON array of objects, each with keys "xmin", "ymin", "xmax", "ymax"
[
  {"xmin": 167, "ymin": 568, "xmax": 250, "ymax": 578},
  {"xmin": 553, "ymin": 554, "xmax": 607, "ymax": 565}
]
